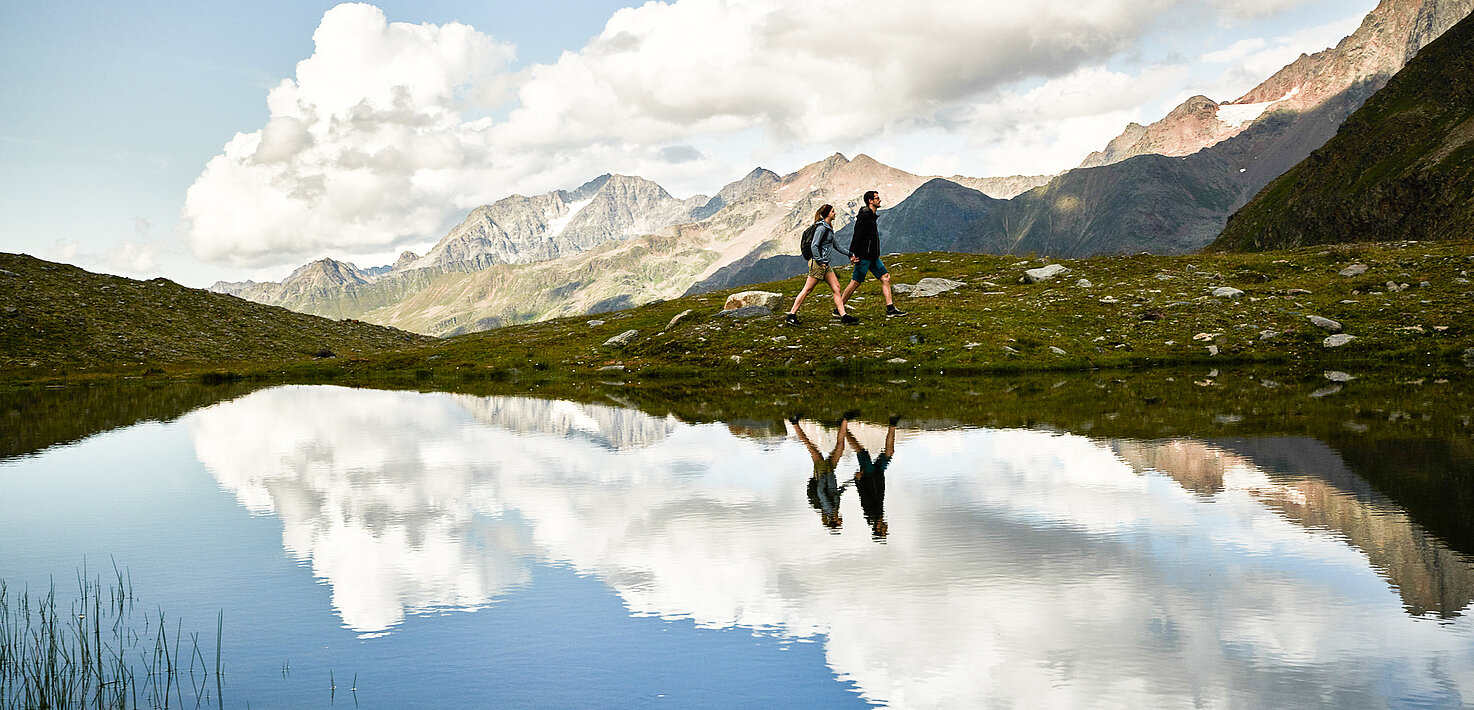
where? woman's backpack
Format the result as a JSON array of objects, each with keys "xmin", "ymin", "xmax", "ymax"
[{"xmin": 800, "ymin": 222, "xmax": 820, "ymax": 261}]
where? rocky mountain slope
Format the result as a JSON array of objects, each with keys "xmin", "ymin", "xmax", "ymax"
[
  {"xmin": 888, "ymin": 0, "xmax": 1472, "ymax": 259},
  {"xmin": 0, "ymin": 252, "xmax": 429, "ymax": 377},
  {"xmin": 367, "ymin": 153, "xmax": 942, "ymax": 335},
  {"xmin": 1213, "ymin": 9, "xmax": 1474, "ymax": 250},
  {"xmin": 1082, "ymin": 0, "xmax": 1474, "ymax": 170}
]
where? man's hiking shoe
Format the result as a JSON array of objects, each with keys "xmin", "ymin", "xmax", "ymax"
[
  {"xmin": 840, "ymin": 314, "xmax": 860, "ymax": 325},
  {"xmin": 784, "ymin": 312, "xmax": 800, "ymax": 326},
  {"xmin": 831, "ymin": 308, "xmax": 843, "ymax": 319},
  {"xmin": 886, "ymin": 305, "xmax": 908, "ymax": 317}
]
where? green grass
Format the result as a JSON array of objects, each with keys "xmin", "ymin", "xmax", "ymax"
[{"xmin": 4, "ymin": 240, "xmax": 1474, "ymax": 388}]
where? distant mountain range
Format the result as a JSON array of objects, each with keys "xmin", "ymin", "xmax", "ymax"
[
  {"xmin": 213, "ymin": 0, "xmax": 1472, "ymax": 336},
  {"xmin": 1213, "ymin": 5, "xmax": 1474, "ymax": 250}
]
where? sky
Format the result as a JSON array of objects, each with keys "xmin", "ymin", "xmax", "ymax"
[{"xmin": 0, "ymin": 0, "xmax": 1376, "ymax": 288}]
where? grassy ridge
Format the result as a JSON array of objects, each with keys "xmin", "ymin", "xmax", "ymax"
[
  {"xmin": 3, "ymin": 240, "xmax": 1473, "ymax": 386},
  {"xmin": 323, "ymin": 239, "xmax": 1474, "ymax": 383},
  {"xmin": 1, "ymin": 253, "xmax": 430, "ymax": 380}
]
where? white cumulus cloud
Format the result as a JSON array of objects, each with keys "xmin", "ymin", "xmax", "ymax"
[{"xmin": 181, "ymin": 0, "xmax": 1367, "ymax": 270}]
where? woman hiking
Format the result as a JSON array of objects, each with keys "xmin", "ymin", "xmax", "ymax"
[{"xmin": 785, "ymin": 204, "xmax": 859, "ymax": 326}]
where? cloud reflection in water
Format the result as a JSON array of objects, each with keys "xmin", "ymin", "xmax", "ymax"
[{"xmin": 188, "ymin": 385, "xmax": 1474, "ymax": 708}]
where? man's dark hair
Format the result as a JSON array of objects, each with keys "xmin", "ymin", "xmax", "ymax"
[{"xmin": 863, "ymin": 190, "xmax": 878, "ymax": 204}]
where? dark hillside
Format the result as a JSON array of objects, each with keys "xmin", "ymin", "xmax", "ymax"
[
  {"xmin": 0, "ymin": 253, "xmax": 431, "ymax": 377},
  {"xmin": 1215, "ymin": 11, "xmax": 1474, "ymax": 250}
]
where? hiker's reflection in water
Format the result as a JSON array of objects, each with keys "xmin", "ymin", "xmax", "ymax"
[
  {"xmin": 791, "ymin": 414, "xmax": 851, "ymax": 532},
  {"xmin": 846, "ymin": 416, "xmax": 897, "ymax": 540}
]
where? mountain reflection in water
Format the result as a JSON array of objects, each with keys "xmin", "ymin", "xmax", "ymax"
[{"xmin": 186, "ymin": 385, "xmax": 1474, "ymax": 708}]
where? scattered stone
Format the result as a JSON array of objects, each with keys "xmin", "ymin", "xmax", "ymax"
[
  {"xmin": 1049, "ymin": 346, "xmax": 1067, "ymax": 355},
  {"xmin": 1023, "ymin": 264, "xmax": 1071, "ymax": 283},
  {"xmin": 1420, "ymin": 281, "xmax": 1431, "ymax": 288},
  {"xmin": 1464, "ymin": 348, "xmax": 1474, "ymax": 367},
  {"xmin": 597, "ymin": 364, "xmax": 626, "ymax": 372},
  {"xmin": 1212, "ymin": 287, "xmax": 1244, "ymax": 298},
  {"xmin": 1214, "ymin": 414, "xmax": 1242, "ymax": 424},
  {"xmin": 1323, "ymin": 334, "xmax": 1356, "ymax": 347},
  {"xmin": 1324, "ymin": 371, "xmax": 1355, "ymax": 382},
  {"xmin": 717, "ymin": 305, "xmax": 772, "ymax": 319},
  {"xmin": 603, "ymin": 329, "xmax": 639, "ymax": 349},
  {"xmin": 587, "ymin": 320, "xmax": 606, "ymax": 327},
  {"xmin": 907, "ymin": 278, "xmax": 966, "ymax": 297},
  {"xmin": 1155, "ymin": 273, "xmax": 1175, "ymax": 281},
  {"xmin": 909, "ymin": 335, "xmax": 925, "ymax": 345},
  {"xmin": 1285, "ymin": 288, "xmax": 1312, "ymax": 295},
  {"xmin": 891, "ymin": 284, "xmax": 912, "ymax": 294},
  {"xmin": 1343, "ymin": 421, "xmax": 1370, "ymax": 433},
  {"xmin": 1003, "ymin": 346, "xmax": 1019, "ymax": 354},
  {"xmin": 1308, "ymin": 315, "xmax": 1342, "ymax": 332},
  {"xmin": 1397, "ymin": 325, "xmax": 1426, "ymax": 334},
  {"xmin": 724, "ymin": 290, "xmax": 782, "ymax": 311},
  {"xmin": 730, "ymin": 355, "xmax": 742, "ymax": 364},
  {"xmin": 664, "ymin": 309, "xmax": 693, "ymax": 331},
  {"xmin": 1260, "ymin": 379, "xmax": 1280, "ymax": 388},
  {"xmin": 1076, "ymin": 279, "xmax": 1093, "ymax": 288},
  {"xmin": 1099, "ymin": 296, "xmax": 1119, "ymax": 304},
  {"xmin": 1386, "ymin": 281, "xmax": 1409, "ymax": 292},
  {"xmin": 1309, "ymin": 384, "xmax": 1343, "ymax": 398},
  {"xmin": 887, "ymin": 358, "xmax": 908, "ymax": 364},
  {"xmin": 1192, "ymin": 332, "xmax": 1219, "ymax": 341},
  {"xmin": 1339, "ymin": 264, "xmax": 1368, "ymax": 277},
  {"xmin": 1207, "ymin": 345, "xmax": 1219, "ymax": 356},
  {"xmin": 1259, "ymin": 330, "xmax": 1279, "ymax": 340},
  {"xmin": 1139, "ymin": 310, "xmax": 1164, "ymax": 321}
]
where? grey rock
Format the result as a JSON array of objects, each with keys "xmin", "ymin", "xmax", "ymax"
[
  {"xmin": 891, "ymin": 283, "xmax": 912, "ymax": 294},
  {"xmin": 1339, "ymin": 264, "xmax": 1368, "ymax": 277},
  {"xmin": 888, "ymin": 358, "xmax": 908, "ymax": 364},
  {"xmin": 587, "ymin": 320, "xmax": 606, "ymax": 327},
  {"xmin": 597, "ymin": 364, "xmax": 627, "ymax": 372},
  {"xmin": 1386, "ymin": 281, "xmax": 1409, "ymax": 292},
  {"xmin": 723, "ymin": 290, "xmax": 782, "ymax": 311},
  {"xmin": 1309, "ymin": 384, "xmax": 1344, "ymax": 398},
  {"xmin": 1308, "ymin": 315, "xmax": 1342, "ymax": 332},
  {"xmin": 1049, "ymin": 346, "xmax": 1067, "ymax": 355},
  {"xmin": 1023, "ymin": 264, "xmax": 1071, "ymax": 284},
  {"xmin": 1463, "ymin": 348, "xmax": 1474, "ymax": 367},
  {"xmin": 1259, "ymin": 330, "xmax": 1279, "ymax": 340},
  {"xmin": 1207, "ymin": 345, "xmax": 1220, "ymax": 356},
  {"xmin": 1003, "ymin": 346, "xmax": 1019, "ymax": 354},
  {"xmin": 1324, "ymin": 371, "xmax": 1355, "ymax": 382},
  {"xmin": 603, "ymin": 329, "xmax": 639, "ymax": 348},
  {"xmin": 907, "ymin": 278, "xmax": 966, "ymax": 297},
  {"xmin": 1285, "ymin": 288, "xmax": 1312, "ymax": 295},
  {"xmin": 664, "ymin": 309, "xmax": 693, "ymax": 331},
  {"xmin": 1323, "ymin": 334, "xmax": 1356, "ymax": 348},
  {"xmin": 1076, "ymin": 279, "xmax": 1093, "ymax": 288},
  {"xmin": 717, "ymin": 305, "xmax": 772, "ymax": 319},
  {"xmin": 1212, "ymin": 287, "xmax": 1244, "ymax": 298}
]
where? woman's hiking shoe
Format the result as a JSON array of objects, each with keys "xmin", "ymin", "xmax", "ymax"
[
  {"xmin": 830, "ymin": 308, "xmax": 843, "ymax": 319},
  {"xmin": 886, "ymin": 305, "xmax": 908, "ymax": 317},
  {"xmin": 784, "ymin": 312, "xmax": 800, "ymax": 326},
  {"xmin": 840, "ymin": 314, "xmax": 860, "ymax": 325}
]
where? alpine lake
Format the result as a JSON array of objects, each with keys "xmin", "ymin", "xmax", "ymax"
[{"xmin": 2, "ymin": 365, "xmax": 1472, "ymax": 709}]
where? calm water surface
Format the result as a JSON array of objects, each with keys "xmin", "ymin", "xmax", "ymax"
[{"xmin": 3, "ymin": 384, "xmax": 1473, "ymax": 708}]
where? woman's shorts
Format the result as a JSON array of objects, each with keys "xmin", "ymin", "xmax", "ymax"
[{"xmin": 807, "ymin": 260, "xmax": 833, "ymax": 280}]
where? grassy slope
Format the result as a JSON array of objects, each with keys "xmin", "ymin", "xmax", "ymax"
[
  {"xmin": 0, "ymin": 253, "xmax": 431, "ymax": 380},
  {"xmin": 1214, "ymin": 10, "xmax": 1474, "ymax": 251},
  {"xmin": 4, "ymin": 240, "xmax": 1473, "ymax": 386},
  {"xmin": 363, "ymin": 240, "xmax": 1474, "ymax": 383}
]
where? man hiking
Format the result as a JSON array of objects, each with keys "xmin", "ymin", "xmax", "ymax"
[{"xmin": 837, "ymin": 190, "xmax": 907, "ymax": 318}]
